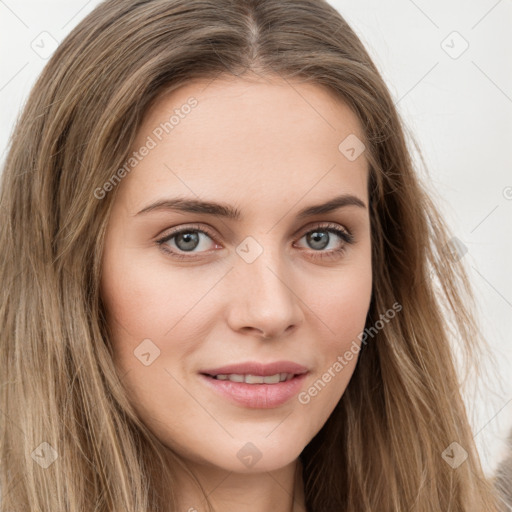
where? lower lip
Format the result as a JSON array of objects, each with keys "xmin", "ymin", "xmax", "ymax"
[{"xmin": 199, "ymin": 373, "xmax": 308, "ymax": 409}]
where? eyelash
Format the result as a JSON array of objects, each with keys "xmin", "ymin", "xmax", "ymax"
[{"xmin": 156, "ymin": 222, "xmax": 355, "ymax": 262}]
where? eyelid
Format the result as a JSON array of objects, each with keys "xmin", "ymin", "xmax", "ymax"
[
  {"xmin": 156, "ymin": 221, "xmax": 352, "ymax": 242},
  {"xmin": 295, "ymin": 221, "xmax": 353, "ymax": 240},
  {"xmin": 156, "ymin": 223, "xmax": 220, "ymax": 244}
]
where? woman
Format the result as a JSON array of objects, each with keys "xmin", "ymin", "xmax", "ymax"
[{"xmin": 0, "ymin": 0, "xmax": 501, "ymax": 510}]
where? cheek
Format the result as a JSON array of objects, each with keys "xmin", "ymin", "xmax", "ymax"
[
  {"xmin": 296, "ymin": 262, "xmax": 372, "ymax": 413},
  {"xmin": 100, "ymin": 258, "xmax": 205, "ymax": 443},
  {"xmin": 100, "ymin": 245, "xmax": 221, "ymax": 352},
  {"xmin": 307, "ymin": 258, "xmax": 372, "ymax": 350}
]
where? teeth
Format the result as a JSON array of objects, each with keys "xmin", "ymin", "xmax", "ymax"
[{"xmin": 212, "ymin": 373, "xmax": 294, "ymax": 384}]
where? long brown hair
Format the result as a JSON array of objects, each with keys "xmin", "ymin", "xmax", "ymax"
[{"xmin": 0, "ymin": 0, "xmax": 500, "ymax": 510}]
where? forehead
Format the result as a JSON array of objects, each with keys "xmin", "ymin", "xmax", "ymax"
[{"xmin": 118, "ymin": 75, "xmax": 369, "ymax": 214}]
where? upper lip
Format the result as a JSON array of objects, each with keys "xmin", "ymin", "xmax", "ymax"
[{"xmin": 200, "ymin": 361, "xmax": 309, "ymax": 377}]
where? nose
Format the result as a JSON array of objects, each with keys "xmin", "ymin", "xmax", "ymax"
[{"xmin": 225, "ymin": 242, "xmax": 304, "ymax": 340}]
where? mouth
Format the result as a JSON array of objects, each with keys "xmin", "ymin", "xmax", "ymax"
[
  {"xmin": 204, "ymin": 372, "xmax": 297, "ymax": 384},
  {"xmin": 198, "ymin": 361, "xmax": 309, "ymax": 409}
]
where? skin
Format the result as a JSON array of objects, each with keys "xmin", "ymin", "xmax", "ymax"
[{"xmin": 100, "ymin": 72, "xmax": 372, "ymax": 512}]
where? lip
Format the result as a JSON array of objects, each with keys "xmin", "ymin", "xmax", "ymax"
[
  {"xmin": 200, "ymin": 361, "xmax": 309, "ymax": 377},
  {"xmin": 199, "ymin": 360, "xmax": 309, "ymax": 409},
  {"xmin": 200, "ymin": 373, "xmax": 308, "ymax": 409}
]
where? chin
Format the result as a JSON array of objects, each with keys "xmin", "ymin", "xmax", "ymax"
[{"xmin": 171, "ymin": 434, "xmax": 306, "ymax": 474}]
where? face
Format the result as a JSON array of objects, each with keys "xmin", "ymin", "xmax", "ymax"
[{"xmin": 100, "ymin": 74, "xmax": 372, "ymax": 474}]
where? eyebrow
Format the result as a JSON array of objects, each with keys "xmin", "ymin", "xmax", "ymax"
[{"xmin": 135, "ymin": 193, "xmax": 367, "ymax": 220}]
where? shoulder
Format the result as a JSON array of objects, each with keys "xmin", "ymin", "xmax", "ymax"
[{"xmin": 494, "ymin": 430, "xmax": 512, "ymax": 509}]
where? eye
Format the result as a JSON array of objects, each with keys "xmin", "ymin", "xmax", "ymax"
[
  {"xmin": 156, "ymin": 224, "xmax": 220, "ymax": 259},
  {"xmin": 294, "ymin": 223, "xmax": 354, "ymax": 261},
  {"xmin": 156, "ymin": 222, "xmax": 354, "ymax": 261}
]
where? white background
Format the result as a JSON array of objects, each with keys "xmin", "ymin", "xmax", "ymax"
[{"xmin": 0, "ymin": 0, "xmax": 511, "ymax": 476}]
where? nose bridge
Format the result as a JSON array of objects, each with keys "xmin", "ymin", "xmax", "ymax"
[
  {"xmin": 227, "ymin": 234, "xmax": 302, "ymax": 336},
  {"xmin": 236, "ymin": 235, "xmax": 291, "ymax": 300}
]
